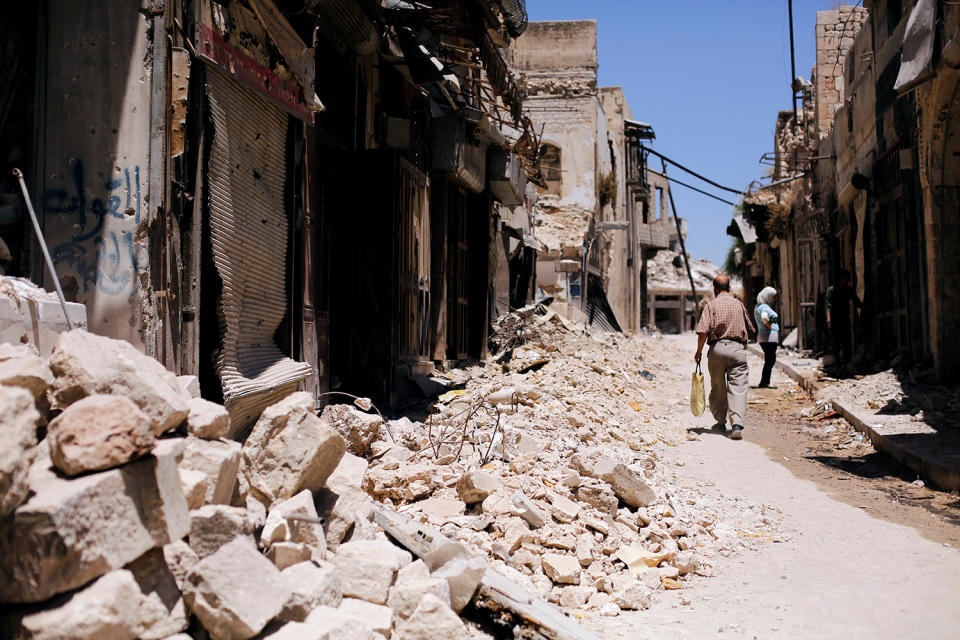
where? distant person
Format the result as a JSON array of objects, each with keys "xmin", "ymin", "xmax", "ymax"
[
  {"xmin": 754, "ymin": 286, "xmax": 779, "ymax": 388},
  {"xmin": 825, "ymin": 269, "xmax": 862, "ymax": 363},
  {"xmin": 694, "ymin": 275, "xmax": 757, "ymax": 440}
]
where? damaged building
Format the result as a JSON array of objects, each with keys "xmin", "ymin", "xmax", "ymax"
[
  {"xmin": 513, "ymin": 20, "xmax": 690, "ymax": 333},
  {"xmin": 0, "ymin": 0, "xmax": 545, "ymax": 417},
  {"xmin": 737, "ymin": 0, "xmax": 960, "ymax": 381}
]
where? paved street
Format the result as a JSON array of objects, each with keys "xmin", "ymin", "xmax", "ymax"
[{"xmin": 584, "ymin": 334, "xmax": 960, "ymax": 640}]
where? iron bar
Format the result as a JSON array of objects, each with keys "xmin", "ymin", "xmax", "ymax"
[{"xmin": 12, "ymin": 168, "xmax": 73, "ymax": 330}]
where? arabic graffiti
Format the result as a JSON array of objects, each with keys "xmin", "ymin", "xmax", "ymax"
[{"xmin": 46, "ymin": 158, "xmax": 141, "ymax": 296}]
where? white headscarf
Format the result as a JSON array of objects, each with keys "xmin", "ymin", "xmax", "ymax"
[{"xmin": 756, "ymin": 286, "xmax": 777, "ymax": 306}]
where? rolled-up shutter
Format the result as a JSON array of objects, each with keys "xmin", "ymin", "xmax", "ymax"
[{"xmin": 205, "ymin": 65, "xmax": 313, "ymax": 429}]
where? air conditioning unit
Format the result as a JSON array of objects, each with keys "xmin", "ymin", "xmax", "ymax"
[{"xmin": 488, "ymin": 148, "xmax": 526, "ymax": 206}]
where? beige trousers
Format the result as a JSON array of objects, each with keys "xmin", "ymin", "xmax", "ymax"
[{"xmin": 707, "ymin": 339, "xmax": 749, "ymax": 427}]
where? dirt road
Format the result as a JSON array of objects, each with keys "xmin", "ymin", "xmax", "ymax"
[{"xmin": 583, "ymin": 333, "xmax": 960, "ymax": 639}]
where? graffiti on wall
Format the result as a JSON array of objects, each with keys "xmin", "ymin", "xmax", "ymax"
[{"xmin": 45, "ymin": 157, "xmax": 141, "ymax": 297}]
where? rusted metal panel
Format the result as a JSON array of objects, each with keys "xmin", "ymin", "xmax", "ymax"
[{"xmin": 205, "ymin": 64, "xmax": 313, "ymax": 429}]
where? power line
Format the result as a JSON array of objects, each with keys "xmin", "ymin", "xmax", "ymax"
[
  {"xmin": 638, "ymin": 145, "xmax": 743, "ymax": 195},
  {"xmin": 646, "ymin": 170, "xmax": 739, "ymax": 207}
]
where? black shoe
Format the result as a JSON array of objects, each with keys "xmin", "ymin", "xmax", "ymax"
[
  {"xmin": 711, "ymin": 423, "xmax": 726, "ymax": 433},
  {"xmin": 729, "ymin": 425, "xmax": 743, "ymax": 440}
]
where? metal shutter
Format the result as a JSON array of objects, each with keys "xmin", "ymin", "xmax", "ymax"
[{"xmin": 205, "ymin": 65, "xmax": 313, "ymax": 429}]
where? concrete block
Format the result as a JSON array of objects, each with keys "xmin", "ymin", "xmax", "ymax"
[
  {"xmin": 241, "ymin": 392, "xmax": 346, "ymax": 508},
  {"xmin": 303, "ymin": 606, "xmax": 375, "ymax": 640},
  {"xmin": 423, "ymin": 542, "xmax": 486, "ymax": 613},
  {"xmin": 0, "ymin": 384, "xmax": 38, "ymax": 518},
  {"xmin": 48, "ymin": 394, "xmax": 156, "ymax": 476},
  {"xmin": 0, "ymin": 439, "xmax": 189, "ymax": 603},
  {"xmin": 541, "ymin": 553, "xmax": 580, "ymax": 584},
  {"xmin": 393, "ymin": 593, "xmax": 468, "ymax": 640},
  {"xmin": 0, "ymin": 344, "xmax": 52, "ymax": 402},
  {"xmin": 280, "ymin": 560, "xmax": 342, "ymax": 622},
  {"xmin": 337, "ymin": 598, "xmax": 393, "ymax": 637},
  {"xmin": 189, "ymin": 504, "xmax": 257, "ymax": 559},
  {"xmin": 187, "ymin": 397, "xmax": 232, "ymax": 440},
  {"xmin": 47, "ymin": 329, "xmax": 189, "ymax": 434},
  {"xmin": 261, "ymin": 490, "xmax": 326, "ymax": 562},
  {"xmin": 333, "ymin": 540, "xmax": 411, "ymax": 605},
  {"xmin": 183, "ymin": 538, "xmax": 291, "ymax": 640},
  {"xmin": 179, "ymin": 437, "xmax": 241, "ymax": 506},
  {"xmin": 387, "ymin": 560, "xmax": 451, "ymax": 620},
  {"xmin": 456, "ymin": 470, "xmax": 498, "ymax": 504}
]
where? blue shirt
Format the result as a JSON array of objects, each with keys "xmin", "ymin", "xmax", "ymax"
[{"xmin": 754, "ymin": 303, "xmax": 779, "ymax": 342}]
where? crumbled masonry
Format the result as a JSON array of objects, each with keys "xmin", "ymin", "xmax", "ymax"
[{"xmin": 0, "ymin": 319, "xmax": 783, "ymax": 638}]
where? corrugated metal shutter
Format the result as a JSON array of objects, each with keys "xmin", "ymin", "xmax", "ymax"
[{"xmin": 205, "ymin": 65, "xmax": 313, "ymax": 429}]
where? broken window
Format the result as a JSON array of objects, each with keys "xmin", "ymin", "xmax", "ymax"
[{"xmin": 539, "ymin": 143, "xmax": 562, "ymax": 196}]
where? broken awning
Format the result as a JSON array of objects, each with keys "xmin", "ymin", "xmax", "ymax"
[
  {"xmin": 894, "ymin": 0, "xmax": 936, "ymax": 94},
  {"xmin": 728, "ymin": 212, "xmax": 758, "ymax": 244}
]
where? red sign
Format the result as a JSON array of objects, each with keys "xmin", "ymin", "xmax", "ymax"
[{"xmin": 199, "ymin": 24, "xmax": 314, "ymax": 123}]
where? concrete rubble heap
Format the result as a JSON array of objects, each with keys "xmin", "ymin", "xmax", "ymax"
[{"xmin": 0, "ymin": 318, "xmax": 782, "ymax": 638}]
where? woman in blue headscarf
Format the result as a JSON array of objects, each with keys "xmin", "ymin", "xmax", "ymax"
[{"xmin": 754, "ymin": 286, "xmax": 779, "ymax": 388}]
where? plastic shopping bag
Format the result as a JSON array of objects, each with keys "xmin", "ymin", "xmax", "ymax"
[{"xmin": 690, "ymin": 363, "xmax": 705, "ymax": 417}]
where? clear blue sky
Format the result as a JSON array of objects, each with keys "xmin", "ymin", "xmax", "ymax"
[{"xmin": 525, "ymin": 0, "xmax": 843, "ymax": 267}]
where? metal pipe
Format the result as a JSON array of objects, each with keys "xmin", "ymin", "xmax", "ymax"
[
  {"xmin": 12, "ymin": 168, "xmax": 73, "ymax": 330},
  {"xmin": 660, "ymin": 160, "xmax": 699, "ymax": 312}
]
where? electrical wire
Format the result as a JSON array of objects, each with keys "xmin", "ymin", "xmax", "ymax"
[
  {"xmin": 646, "ymin": 170, "xmax": 739, "ymax": 207},
  {"xmin": 638, "ymin": 145, "xmax": 743, "ymax": 195}
]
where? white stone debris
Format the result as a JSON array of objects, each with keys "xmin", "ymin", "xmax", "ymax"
[{"xmin": 0, "ymin": 384, "xmax": 38, "ymax": 518}]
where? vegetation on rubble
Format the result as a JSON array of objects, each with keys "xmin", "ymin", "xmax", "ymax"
[{"xmin": 598, "ymin": 170, "xmax": 617, "ymax": 208}]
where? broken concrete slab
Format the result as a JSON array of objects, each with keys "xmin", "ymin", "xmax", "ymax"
[
  {"xmin": 187, "ymin": 397, "xmax": 232, "ymax": 440},
  {"xmin": 47, "ymin": 394, "xmax": 156, "ymax": 476},
  {"xmin": 163, "ymin": 540, "xmax": 199, "ymax": 592},
  {"xmin": 541, "ymin": 553, "xmax": 581, "ymax": 584},
  {"xmin": 393, "ymin": 593, "xmax": 468, "ymax": 640},
  {"xmin": 332, "ymin": 539, "xmax": 412, "ymax": 605},
  {"xmin": 0, "ymin": 343, "xmax": 52, "ymax": 402},
  {"xmin": 336, "ymin": 597, "xmax": 393, "ymax": 637},
  {"xmin": 183, "ymin": 537, "xmax": 291, "ymax": 640},
  {"xmin": 47, "ymin": 329, "xmax": 190, "ymax": 434},
  {"xmin": 423, "ymin": 542, "xmax": 486, "ymax": 613},
  {"xmin": 125, "ymin": 548, "xmax": 190, "ymax": 639},
  {"xmin": 0, "ymin": 438, "xmax": 189, "ymax": 603},
  {"xmin": 15, "ymin": 569, "xmax": 145, "ymax": 640},
  {"xmin": 511, "ymin": 490, "xmax": 546, "ymax": 528},
  {"xmin": 615, "ymin": 543, "xmax": 674, "ymax": 576},
  {"xmin": 303, "ymin": 605, "xmax": 375, "ymax": 640},
  {"xmin": 320, "ymin": 403, "xmax": 386, "ymax": 456},
  {"xmin": 267, "ymin": 542, "xmax": 313, "ymax": 570},
  {"xmin": 559, "ymin": 585, "xmax": 593, "ymax": 608},
  {"xmin": 387, "ymin": 559, "xmax": 451, "ymax": 620},
  {"xmin": 261, "ymin": 490, "xmax": 326, "ymax": 562},
  {"xmin": 189, "ymin": 504, "xmax": 257, "ymax": 559},
  {"xmin": 571, "ymin": 448, "xmax": 656, "ymax": 508},
  {"xmin": 548, "ymin": 491, "xmax": 581, "ymax": 523},
  {"xmin": 280, "ymin": 560, "xmax": 342, "ymax": 622},
  {"xmin": 241, "ymin": 392, "xmax": 346, "ymax": 508},
  {"xmin": 456, "ymin": 470, "xmax": 498, "ymax": 504},
  {"xmin": 0, "ymin": 384, "xmax": 38, "ymax": 518},
  {"xmin": 179, "ymin": 437, "xmax": 241, "ymax": 506}
]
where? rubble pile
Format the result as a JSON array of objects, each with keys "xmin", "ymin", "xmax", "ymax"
[
  {"xmin": 0, "ymin": 330, "xmax": 484, "ymax": 640},
  {"xmin": 530, "ymin": 195, "xmax": 592, "ymax": 257},
  {"xmin": 0, "ymin": 318, "xmax": 783, "ymax": 638},
  {"xmin": 646, "ymin": 249, "xmax": 722, "ymax": 293},
  {"xmin": 363, "ymin": 308, "xmax": 784, "ymax": 618}
]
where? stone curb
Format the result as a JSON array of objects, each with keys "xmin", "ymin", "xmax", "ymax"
[
  {"xmin": 830, "ymin": 399, "xmax": 960, "ymax": 492},
  {"xmin": 747, "ymin": 345, "xmax": 960, "ymax": 491}
]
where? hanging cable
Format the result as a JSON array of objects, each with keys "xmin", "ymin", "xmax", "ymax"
[
  {"xmin": 638, "ymin": 145, "xmax": 743, "ymax": 195},
  {"xmin": 646, "ymin": 170, "xmax": 739, "ymax": 207}
]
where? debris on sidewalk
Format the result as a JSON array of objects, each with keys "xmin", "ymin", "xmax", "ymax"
[{"xmin": 0, "ymin": 319, "xmax": 783, "ymax": 638}]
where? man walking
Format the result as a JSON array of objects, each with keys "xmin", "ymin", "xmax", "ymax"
[{"xmin": 694, "ymin": 275, "xmax": 756, "ymax": 440}]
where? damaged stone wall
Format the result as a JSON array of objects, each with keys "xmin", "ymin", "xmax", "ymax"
[
  {"xmin": 814, "ymin": 6, "xmax": 869, "ymax": 138},
  {"xmin": 40, "ymin": 0, "xmax": 158, "ymax": 351}
]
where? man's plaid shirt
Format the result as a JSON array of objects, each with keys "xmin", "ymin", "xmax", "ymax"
[{"xmin": 696, "ymin": 292, "xmax": 756, "ymax": 344}]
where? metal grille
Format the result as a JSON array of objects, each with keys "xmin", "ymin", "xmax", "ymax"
[
  {"xmin": 397, "ymin": 160, "xmax": 431, "ymax": 360},
  {"xmin": 205, "ymin": 65, "xmax": 313, "ymax": 429}
]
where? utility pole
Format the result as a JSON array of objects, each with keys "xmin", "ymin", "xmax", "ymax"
[{"xmin": 660, "ymin": 159, "xmax": 698, "ymax": 324}]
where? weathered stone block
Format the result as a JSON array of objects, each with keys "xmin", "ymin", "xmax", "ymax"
[
  {"xmin": 125, "ymin": 548, "xmax": 190, "ymax": 639},
  {"xmin": 0, "ymin": 384, "xmax": 38, "ymax": 518},
  {"xmin": 0, "ymin": 343, "xmax": 52, "ymax": 402},
  {"xmin": 320, "ymin": 403, "xmax": 385, "ymax": 456},
  {"xmin": 423, "ymin": 542, "xmax": 486, "ymax": 613},
  {"xmin": 48, "ymin": 394, "xmax": 156, "ymax": 476},
  {"xmin": 47, "ymin": 329, "xmax": 189, "ymax": 434},
  {"xmin": 456, "ymin": 470, "xmax": 498, "ymax": 504},
  {"xmin": 337, "ymin": 597, "xmax": 393, "ymax": 636},
  {"xmin": 541, "ymin": 553, "xmax": 580, "ymax": 584},
  {"xmin": 183, "ymin": 538, "xmax": 291, "ymax": 640},
  {"xmin": 394, "ymin": 593, "xmax": 468, "ymax": 640},
  {"xmin": 280, "ymin": 560, "xmax": 342, "ymax": 622},
  {"xmin": 179, "ymin": 437, "xmax": 241, "ymax": 506},
  {"xmin": 241, "ymin": 392, "xmax": 346, "ymax": 508},
  {"xmin": 303, "ymin": 606, "xmax": 374, "ymax": 640},
  {"xmin": 187, "ymin": 397, "xmax": 232, "ymax": 439},
  {"xmin": 332, "ymin": 540, "xmax": 411, "ymax": 605},
  {"xmin": 0, "ymin": 439, "xmax": 189, "ymax": 603},
  {"xmin": 261, "ymin": 490, "xmax": 326, "ymax": 562},
  {"xmin": 189, "ymin": 504, "xmax": 257, "ymax": 559},
  {"xmin": 387, "ymin": 559, "xmax": 451, "ymax": 620},
  {"xmin": 511, "ymin": 490, "xmax": 546, "ymax": 528}
]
